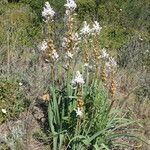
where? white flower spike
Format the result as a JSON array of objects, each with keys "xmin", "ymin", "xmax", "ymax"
[
  {"xmin": 80, "ymin": 21, "xmax": 91, "ymax": 35},
  {"xmin": 72, "ymin": 71, "xmax": 84, "ymax": 85},
  {"xmin": 42, "ymin": 2, "xmax": 55, "ymax": 21},
  {"xmin": 64, "ymin": 0, "xmax": 77, "ymax": 10},
  {"xmin": 40, "ymin": 40, "xmax": 48, "ymax": 51},
  {"xmin": 66, "ymin": 51, "xmax": 74, "ymax": 59},
  {"xmin": 51, "ymin": 50, "xmax": 59, "ymax": 61},
  {"xmin": 101, "ymin": 48, "xmax": 109, "ymax": 59},
  {"xmin": 92, "ymin": 21, "xmax": 102, "ymax": 34}
]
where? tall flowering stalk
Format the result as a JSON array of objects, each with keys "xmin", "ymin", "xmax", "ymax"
[
  {"xmin": 71, "ymin": 70, "xmax": 85, "ymax": 148},
  {"xmin": 41, "ymin": 2, "xmax": 59, "ymax": 82},
  {"xmin": 42, "ymin": 1, "xmax": 55, "ymax": 36},
  {"xmin": 62, "ymin": 0, "xmax": 80, "ymax": 71},
  {"xmin": 100, "ymin": 48, "xmax": 109, "ymax": 84},
  {"xmin": 72, "ymin": 71, "xmax": 85, "ymax": 118},
  {"xmin": 80, "ymin": 21, "xmax": 102, "ymax": 78},
  {"xmin": 99, "ymin": 48, "xmax": 117, "ymax": 109},
  {"xmin": 92, "ymin": 21, "xmax": 102, "ymax": 78}
]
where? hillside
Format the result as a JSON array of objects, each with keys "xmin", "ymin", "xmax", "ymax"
[{"xmin": 0, "ymin": 0, "xmax": 150, "ymax": 150}]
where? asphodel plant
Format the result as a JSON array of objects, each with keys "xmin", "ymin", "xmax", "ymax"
[{"xmin": 37, "ymin": 1, "xmax": 139, "ymax": 150}]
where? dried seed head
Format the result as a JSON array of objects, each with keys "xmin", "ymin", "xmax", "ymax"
[
  {"xmin": 77, "ymin": 97, "xmax": 84, "ymax": 108},
  {"xmin": 76, "ymin": 89, "xmax": 84, "ymax": 109},
  {"xmin": 93, "ymin": 48, "xmax": 99, "ymax": 60},
  {"xmin": 77, "ymin": 90, "xmax": 82, "ymax": 97},
  {"xmin": 47, "ymin": 39, "xmax": 55, "ymax": 51},
  {"xmin": 101, "ymin": 69, "xmax": 107, "ymax": 82},
  {"xmin": 43, "ymin": 37, "xmax": 59, "ymax": 62},
  {"xmin": 83, "ymin": 50, "xmax": 89, "ymax": 63},
  {"xmin": 109, "ymin": 79, "xmax": 116, "ymax": 97}
]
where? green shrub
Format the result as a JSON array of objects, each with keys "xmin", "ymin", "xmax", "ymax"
[
  {"xmin": 0, "ymin": 77, "xmax": 30, "ymax": 123},
  {"xmin": 20, "ymin": 0, "xmax": 65, "ymax": 19},
  {"xmin": 0, "ymin": 0, "xmax": 8, "ymax": 5},
  {"xmin": 76, "ymin": 0, "xmax": 96, "ymax": 21},
  {"xmin": 0, "ymin": 3, "xmax": 42, "ymax": 46},
  {"xmin": 117, "ymin": 38, "xmax": 150, "ymax": 68},
  {"xmin": 19, "ymin": 0, "xmax": 44, "ymax": 19}
]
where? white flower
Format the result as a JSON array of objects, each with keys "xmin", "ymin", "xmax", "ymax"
[
  {"xmin": 72, "ymin": 71, "xmax": 84, "ymax": 85},
  {"xmin": 73, "ymin": 32, "xmax": 81, "ymax": 41},
  {"xmin": 80, "ymin": 21, "xmax": 102, "ymax": 35},
  {"xmin": 42, "ymin": 2, "xmax": 55, "ymax": 21},
  {"xmin": 109, "ymin": 57, "xmax": 117, "ymax": 67},
  {"xmin": 62, "ymin": 37, "xmax": 68, "ymax": 48},
  {"xmin": 100, "ymin": 48, "xmax": 109, "ymax": 59},
  {"xmin": 64, "ymin": 62, "xmax": 70, "ymax": 69},
  {"xmin": 2, "ymin": 109, "xmax": 7, "ymax": 114},
  {"xmin": 84, "ymin": 63, "xmax": 89, "ymax": 67},
  {"xmin": 65, "ymin": 9, "xmax": 70, "ymax": 16},
  {"xmin": 105, "ymin": 57, "xmax": 117, "ymax": 72},
  {"xmin": 91, "ymin": 21, "xmax": 102, "ymax": 33},
  {"xmin": 19, "ymin": 82, "xmax": 23, "ymax": 86},
  {"xmin": 84, "ymin": 63, "xmax": 92, "ymax": 69},
  {"xmin": 64, "ymin": 0, "xmax": 77, "ymax": 10},
  {"xmin": 80, "ymin": 21, "xmax": 91, "ymax": 35},
  {"xmin": 45, "ymin": 59, "xmax": 49, "ymax": 63},
  {"xmin": 66, "ymin": 51, "xmax": 73, "ymax": 59},
  {"xmin": 51, "ymin": 50, "xmax": 59, "ymax": 61},
  {"xmin": 146, "ymin": 49, "xmax": 149, "ymax": 52},
  {"xmin": 75, "ymin": 107, "xmax": 83, "ymax": 117},
  {"xmin": 40, "ymin": 40, "xmax": 48, "ymax": 51},
  {"xmin": 139, "ymin": 37, "xmax": 143, "ymax": 41},
  {"xmin": 105, "ymin": 61, "xmax": 111, "ymax": 71}
]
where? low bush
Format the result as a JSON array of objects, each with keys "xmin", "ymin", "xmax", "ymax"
[{"xmin": 0, "ymin": 77, "xmax": 30, "ymax": 123}]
